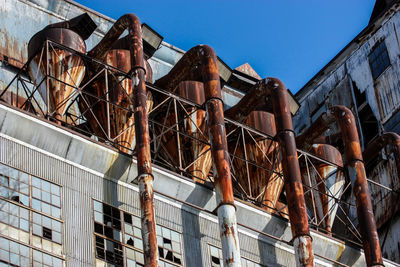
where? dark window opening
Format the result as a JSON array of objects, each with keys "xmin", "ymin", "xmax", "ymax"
[
  {"xmin": 212, "ymin": 256, "xmax": 220, "ymax": 264},
  {"xmin": 359, "ymin": 104, "xmax": 379, "ymax": 146},
  {"xmin": 43, "ymin": 227, "xmax": 52, "ymax": 240},
  {"xmin": 353, "ymin": 83, "xmax": 379, "ymax": 147},
  {"xmin": 94, "ymin": 222, "xmax": 103, "ymax": 235},
  {"xmin": 369, "ymin": 40, "xmax": 390, "ymax": 80},
  {"xmin": 124, "ymin": 212, "xmax": 132, "ymax": 224}
]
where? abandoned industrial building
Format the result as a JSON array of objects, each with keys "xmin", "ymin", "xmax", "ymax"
[{"xmin": 1, "ymin": 0, "xmax": 400, "ymax": 266}]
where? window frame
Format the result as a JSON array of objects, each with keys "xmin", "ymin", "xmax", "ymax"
[
  {"xmin": 0, "ymin": 163, "xmax": 64, "ymax": 266},
  {"xmin": 369, "ymin": 40, "xmax": 391, "ymax": 80},
  {"xmin": 92, "ymin": 199, "xmax": 184, "ymax": 267}
]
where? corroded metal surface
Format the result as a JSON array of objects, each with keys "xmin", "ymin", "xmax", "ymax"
[
  {"xmin": 155, "ymin": 81, "xmax": 211, "ymax": 182},
  {"xmin": 329, "ymin": 106, "xmax": 383, "ymax": 267},
  {"xmin": 363, "ymin": 132, "xmax": 400, "ymax": 229},
  {"xmin": 80, "ymin": 38, "xmax": 153, "ymax": 154},
  {"xmin": 301, "ymin": 144, "xmax": 344, "ymax": 233},
  {"xmin": 27, "ymin": 27, "xmax": 86, "ymax": 122},
  {"xmin": 266, "ymin": 78, "xmax": 315, "ymax": 267},
  {"xmin": 86, "ymin": 13, "xmax": 158, "ymax": 266},
  {"xmin": 155, "ymin": 45, "xmax": 241, "ymax": 266},
  {"xmin": 228, "ymin": 111, "xmax": 284, "ymax": 214}
]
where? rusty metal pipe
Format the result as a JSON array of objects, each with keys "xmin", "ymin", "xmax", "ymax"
[
  {"xmin": 363, "ymin": 132, "xmax": 400, "ymax": 175},
  {"xmin": 329, "ymin": 106, "xmax": 383, "ymax": 267},
  {"xmin": 262, "ymin": 78, "xmax": 315, "ymax": 266},
  {"xmin": 295, "ymin": 113, "xmax": 336, "ymax": 151},
  {"xmin": 224, "ymin": 81, "xmax": 270, "ymax": 123},
  {"xmin": 155, "ymin": 45, "xmax": 241, "ymax": 266},
  {"xmin": 89, "ymin": 14, "xmax": 158, "ymax": 266},
  {"xmin": 303, "ymin": 106, "xmax": 383, "ymax": 266}
]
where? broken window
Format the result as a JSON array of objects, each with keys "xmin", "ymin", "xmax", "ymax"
[
  {"xmin": 93, "ymin": 199, "xmax": 184, "ymax": 266},
  {"xmin": 0, "ymin": 163, "xmax": 64, "ymax": 265},
  {"xmin": 369, "ymin": 40, "xmax": 390, "ymax": 80},
  {"xmin": 353, "ymin": 85, "xmax": 379, "ymax": 145},
  {"xmin": 209, "ymin": 244, "xmax": 267, "ymax": 267}
]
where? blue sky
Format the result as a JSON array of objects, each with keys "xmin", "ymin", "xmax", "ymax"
[{"xmin": 76, "ymin": 0, "xmax": 376, "ymax": 93}]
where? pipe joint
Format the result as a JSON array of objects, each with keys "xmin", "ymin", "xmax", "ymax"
[
  {"xmin": 136, "ymin": 172, "xmax": 154, "ymax": 181},
  {"xmin": 215, "ymin": 201, "xmax": 237, "ymax": 212}
]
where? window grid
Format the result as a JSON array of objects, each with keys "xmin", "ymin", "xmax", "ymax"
[
  {"xmin": 0, "ymin": 233, "xmax": 63, "ymax": 267},
  {"xmin": 0, "ymin": 163, "xmax": 64, "ymax": 263},
  {"xmin": 93, "ymin": 200, "xmax": 183, "ymax": 267},
  {"xmin": 209, "ymin": 245, "xmax": 267, "ymax": 267},
  {"xmin": 369, "ymin": 40, "xmax": 390, "ymax": 80}
]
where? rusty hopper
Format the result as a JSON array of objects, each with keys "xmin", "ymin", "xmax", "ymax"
[
  {"xmin": 229, "ymin": 111, "xmax": 284, "ymax": 214},
  {"xmin": 155, "ymin": 81, "xmax": 212, "ymax": 182},
  {"xmin": 301, "ymin": 144, "xmax": 345, "ymax": 233},
  {"xmin": 80, "ymin": 37, "xmax": 153, "ymax": 153},
  {"xmin": 27, "ymin": 14, "xmax": 96, "ymax": 123}
]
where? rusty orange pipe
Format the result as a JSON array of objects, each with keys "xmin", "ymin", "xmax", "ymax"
[
  {"xmin": 265, "ymin": 78, "xmax": 314, "ymax": 266},
  {"xmin": 89, "ymin": 14, "xmax": 158, "ymax": 266},
  {"xmin": 298, "ymin": 106, "xmax": 383, "ymax": 266},
  {"xmin": 329, "ymin": 106, "xmax": 383, "ymax": 267},
  {"xmin": 155, "ymin": 45, "xmax": 241, "ymax": 266}
]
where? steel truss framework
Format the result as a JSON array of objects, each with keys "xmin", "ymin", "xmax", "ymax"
[{"xmin": 0, "ymin": 40, "xmax": 397, "ymax": 250}]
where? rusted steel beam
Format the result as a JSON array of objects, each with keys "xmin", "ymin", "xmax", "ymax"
[
  {"xmin": 89, "ymin": 14, "xmax": 158, "ymax": 266},
  {"xmin": 264, "ymin": 78, "xmax": 314, "ymax": 267},
  {"xmin": 155, "ymin": 45, "xmax": 241, "ymax": 266},
  {"xmin": 328, "ymin": 106, "xmax": 383, "ymax": 267}
]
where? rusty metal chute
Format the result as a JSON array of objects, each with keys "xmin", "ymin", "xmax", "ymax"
[
  {"xmin": 228, "ymin": 111, "xmax": 284, "ymax": 214},
  {"xmin": 154, "ymin": 81, "xmax": 212, "ymax": 182},
  {"xmin": 300, "ymin": 144, "xmax": 345, "ymax": 233},
  {"xmin": 155, "ymin": 45, "xmax": 242, "ymax": 266},
  {"xmin": 79, "ymin": 36, "xmax": 153, "ymax": 153},
  {"xmin": 27, "ymin": 14, "xmax": 96, "ymax": 123}
]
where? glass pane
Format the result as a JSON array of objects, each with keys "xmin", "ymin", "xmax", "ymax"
[
  {"xmin": 33, "ymin": 224, "xmax": 42, "ymax": 236},
  {"xmin": 51, "ymin": 206, "xmax": 61, "ymax": 219},
  {"xmin": 20, "ymin": 194, "xmax": 29, "ymax": 206},
  {"xmin": 94, "ymin": 201, "xmax": 102, "ymax": 212},
  {"xmin": 20, "ymin": 218, "xmax": 29, "ymax": 232},
  {"xmin": 33, "ymin": 250, "xmax": 42, "ymax": 262},
  {"xmin": 42, "ymin": 216, "xmax": 51, "ymax": 229},
  {"xmin": 32, "ymin": 177, "xmax": 41, "ymax": 188},
  {"xmin": 51, "ymin": 195, "xmax": 60, "ymax": 207},
  {"xmin": 19, "ymin": 245, "xmax": 29, "ymax": 257},
  {"xmin": 41, "ymin": 180, "xmax": 51, "ymax": 192},
  {"xmin": 32, "ymin": 187, "xmax": 41, "ymax": 200},
  {"xmin": 19, "ymin": 172, "xmax": 29, "ymax": 184},
  {"xmin": 52, "ymin": 220, "xmax": 61, "ymax": 232},
  {"xmin": 51, "ymin": 184, "xmax": 60, "ymax": 196},
  {"xmin": 42, "ymin": 191, "xmax": 51, "ymax": 203},
  {"xmin": 42, "ymin": 202, "xmax": 51, "ymax": 215},
  {"xmin": 32, "ymin": 199, "xmax": 41, "ymax": 211}
]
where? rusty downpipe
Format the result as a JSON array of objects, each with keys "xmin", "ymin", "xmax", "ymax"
[
  {"xmin": 329, "ymin": 106, "xmax": 383, "ymax": 266},
  {"xmin": 89, "ymin": 14, "xmax": 158, "ymax": 266},
  {"xmin": 155, "ymin": 45, "xmax": 241, "ymax": 266},
  {"xmin": 260, "ymin": 78, "xmax": 314, "ymax": 266}
]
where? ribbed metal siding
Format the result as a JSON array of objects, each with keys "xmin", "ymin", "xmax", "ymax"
[{"xmin": 0, "ymin": 135, "xmax": 223, "ymax": 266}]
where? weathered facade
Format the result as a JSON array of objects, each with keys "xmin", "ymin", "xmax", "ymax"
[
  {"xmin": 294, "ymin": 0, "xmax": 400, "ymax": 263},
  {"xmin": 0, "ymin": 0, "xmax": 399, "ymax": 267}
]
